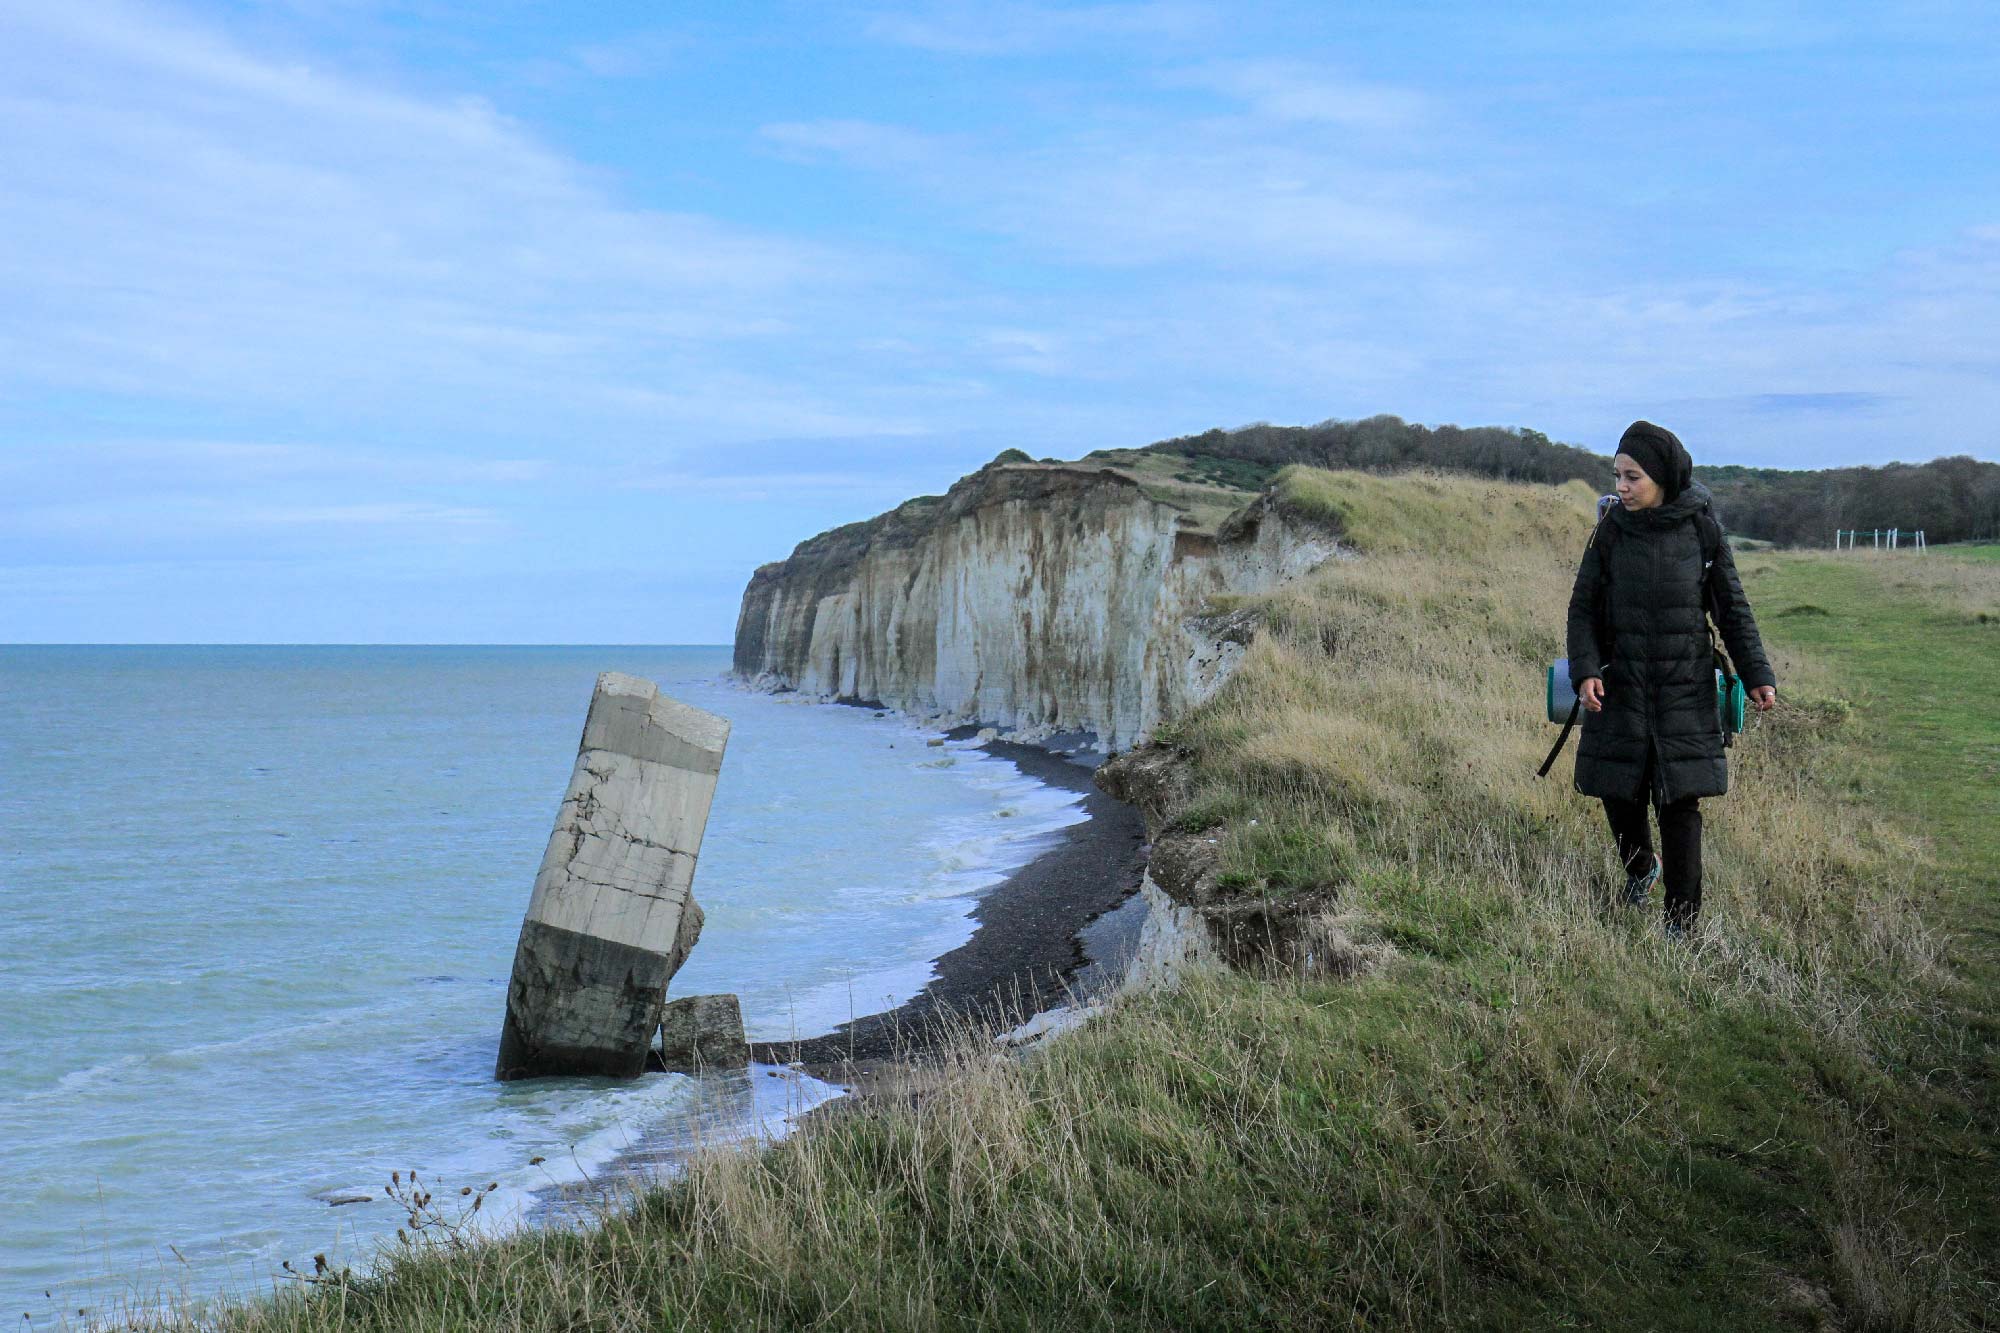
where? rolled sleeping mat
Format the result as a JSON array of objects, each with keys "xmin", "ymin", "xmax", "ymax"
[
  {"xmin": 1546, "ymin": 658, "xmax": 1747, "ymax": 734},
  {"xmin": 1546, "ymin": 658, "xmax": 1579, "ymax": 723}
]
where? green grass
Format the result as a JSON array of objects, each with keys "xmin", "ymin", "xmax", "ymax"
[
  {"xmin": 180, "ymin": 477, "xmax": 1999, "ymax": 1333},
  {"xmin": 1744, "ymin": 550, "xmax": 1999, "ymax": 888},
  {"xmin": 1743, "ymin": 548, "xmax": 2000, "ymax": 1264},
  {"xmin": 1039, "ymin": 449, "xmax": 1266, "ymax": 535}
]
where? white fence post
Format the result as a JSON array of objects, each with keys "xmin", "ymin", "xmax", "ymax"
[{"xmin": 1839, "ymin": 526, "xmax": 1929, "ymax": 553}]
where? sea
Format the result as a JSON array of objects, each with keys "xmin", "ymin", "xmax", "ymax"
[{"xmin": 0, "ymin": 646, "xmax": 1090, "ymax": 1325}]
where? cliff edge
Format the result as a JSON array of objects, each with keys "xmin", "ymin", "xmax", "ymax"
[{"xmin": 731, "ymin": 457, "xmax": 1338, "ymax": 752}]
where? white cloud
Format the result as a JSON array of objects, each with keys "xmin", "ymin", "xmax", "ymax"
[
  {"xmin": 864, "ymin": 1, "xmax": 1214, "ymax": 56},
  {"xmin": 0, "ymin": 440, "xmax": 552, "ymax": 489},
  {"xmin": 570, "ymin": 30, "xmax": 689, "ymax": 79},
  {"xmin": 12, "ymin": 495, "xmax": 504, "ymax": 543},
  {"xmin": 748, "ymin": 53, "xmax": 2000, "ymax": 467},
  {"xmin": 975, "ymin": 328, "xmax": 1069, "ymax": 375},
  {"xmin": 620, "ymin": 469, "xmax": 931, "ymax": 502},
  {"xmin": 761, "ymin": 119, "xmax": 957, "ymax": 170},
  {"xmin": 1000, "ymin": 140, "xmax": 1462, "ymax": 267},
  {"xmin": 244, "ymin": 501, "xmax": 500, "ymax": 527},
  {"xmin": 0, "ymin": 1, "xmax": 887, "ymax": 444},
  {"xmin": 1162, "ymin": 60, "xmax": 1428, "ymax": 129},
  {"xmin": 762, "ymin": 115, "xmax": 1462, "ymax": 267},
  {"xmin": 1, "ymin": 0, "xmax": 1991, "ymax": 598}
]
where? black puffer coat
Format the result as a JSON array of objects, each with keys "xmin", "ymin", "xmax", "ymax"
[{"xmin": 1565, "ymin": 482, "xmax": 1776, "ymax": 804}]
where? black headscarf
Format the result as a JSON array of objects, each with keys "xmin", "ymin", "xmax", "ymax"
[{"xmin": 1617, "ymin": 420, "xmax": 1693, "ymax": 502}]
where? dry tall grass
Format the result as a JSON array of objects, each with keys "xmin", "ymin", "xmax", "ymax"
[
  {"xmin": 193, "ymin": 469, "xmax": 1985, "ymax": 1332},
  {"xmin": 1842, "ymin": 548, "xmax": 2000, "ymax": 624},
  {"xmin": 1193, "ymin": 468, "xmax": 1942, "ymax": 1023}
]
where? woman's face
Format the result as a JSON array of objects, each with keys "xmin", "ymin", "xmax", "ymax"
[{"xmin": 1613, "ymin": 453, "xmax": 1664, "ymax": 510}]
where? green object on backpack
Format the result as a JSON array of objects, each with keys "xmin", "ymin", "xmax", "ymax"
[{"xmin": 1718, "ymin": 671, "xmax": 1746, "ymax": 734}]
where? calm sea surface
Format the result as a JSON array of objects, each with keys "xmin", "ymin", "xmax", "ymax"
[{"xmin": 0, "ymin": 646, "xmax": 1086, "ymax": 1323}]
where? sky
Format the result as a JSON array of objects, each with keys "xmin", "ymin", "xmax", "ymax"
[{"xmin": 3, "ymin": 2, "xmax": 1996, "ymax": 643}]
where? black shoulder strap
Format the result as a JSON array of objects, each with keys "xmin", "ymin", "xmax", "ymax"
[
  {"xmin": 1591, "ymin": 506, "xmax": 1618, "ymax": 554},
  {"xmin": 1536, "ymin": 695, "xmax": 1581, "ymax": 779},
  {"xmin": 1587, "ymin": 511, "xmax": 1616, "ymax": 661},
  {"xmin": 1696, "ymin": 512, "xmax": 1726, "ymax": 628},
  {"xmin": 1696, "ymin": 511, "xmax": 1722, "ymax": 567}
]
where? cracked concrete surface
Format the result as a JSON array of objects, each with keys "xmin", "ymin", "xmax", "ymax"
[{"xmin": 497, "ymin": 673, "xmax": 730, "ymax": 1080}]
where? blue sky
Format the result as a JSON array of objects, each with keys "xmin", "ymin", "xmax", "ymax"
[{"xmin": 3, "ymin": 1, "xmax": 1996, "ymax": 642}]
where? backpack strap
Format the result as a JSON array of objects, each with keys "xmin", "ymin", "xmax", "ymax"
[
  {"xmin": 1537, "ymin": 508, "xmax": 1618, "ymax": 781},
  {"xmin": 1696, "ymin": 510, "xmax": 1723, "ymax": 570},
  {"xmin": 1697, "ymin": 512, "xmax": 1728, "ymax": 654},
  {"xmin": 1696, "ymin": 512, "xmax": 1740, "ymax": 746},
  {"xmin": 1588, "ymin": 507, "xmax": 1617, "ymax": 662},
  {"xmin": 1536, "ymin": 694, "xmax": 1582, "ymax": 778}
]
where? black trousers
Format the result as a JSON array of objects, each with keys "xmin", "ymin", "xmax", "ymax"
[{"xmin": 1601, "ymin": 782, "xmax": 1703, "ymax": 925}]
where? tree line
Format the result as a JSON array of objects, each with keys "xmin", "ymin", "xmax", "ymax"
[{"xmin": 1123, "ymin": 415, "xmax": 2000, "ymax": 547}]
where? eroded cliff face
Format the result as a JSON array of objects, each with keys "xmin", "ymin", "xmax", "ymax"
[{"xmin": 732, "ymin": 462, "xmax": 1337, "ymax": 751}]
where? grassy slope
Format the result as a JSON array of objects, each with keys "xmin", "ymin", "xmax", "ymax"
[
  {"xmin": 204, "ymin": 473, "xmax": 1995, "ymax": 1332},
  {"xmin": 1743, "ymin": 548, "xmax": 2000, "ymax": 1259}
]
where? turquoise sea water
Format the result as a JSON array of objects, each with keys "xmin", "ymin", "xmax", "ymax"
[{"xmin": 0, "ymin": 647, "xmax": 1086, "ymax": 1324}]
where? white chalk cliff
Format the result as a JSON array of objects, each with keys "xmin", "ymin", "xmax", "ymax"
[{"xmin": 732, "ymin": 461, "xmax": 1337, "ymax": 750}]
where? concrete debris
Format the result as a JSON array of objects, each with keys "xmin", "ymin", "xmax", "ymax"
[
  {"xmin": 496, "ymin": 673, "xmax": 730, "ymax": 1081},
  {"xmin": 656, "ymin": 993, "xmax": 751, "ymax": 1072}
]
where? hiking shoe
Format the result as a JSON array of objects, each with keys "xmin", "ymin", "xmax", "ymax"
[{"xmin": 1622, "ymin": 858, "xmax": 1661, "ymax": 907}]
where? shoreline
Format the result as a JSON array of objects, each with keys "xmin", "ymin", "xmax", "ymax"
[
  {"xmin": 538, "ymin": 720, "xmax": 1152, "ymax": 1207},
  {"xmin": 747, "ymin": 731, "xmax": 1148, "ymax": 1078}
]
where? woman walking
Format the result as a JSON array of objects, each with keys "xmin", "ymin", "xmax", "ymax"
[{"xmin": 1566, "ymin": 421, "xmax": 1778, "ymax": 935}]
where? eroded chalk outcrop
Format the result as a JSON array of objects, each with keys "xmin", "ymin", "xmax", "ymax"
[
  {"xmin": 496, "ymin": 673, "xmax": 730, "ymax": 1081},
  {"xmin": 731, "ymin": 463, "xmax": 1337, "ymax": 752}
]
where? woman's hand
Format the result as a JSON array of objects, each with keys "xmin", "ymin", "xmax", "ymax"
[
  {"xmin": 1579, "ymin": 677, "xmax": 1605, "ymax": 713},
  {"xmin": 1750, "ymin": 685, "xmax": 1776, "ymax": 711}
]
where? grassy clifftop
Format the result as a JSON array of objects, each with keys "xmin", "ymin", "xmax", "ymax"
[{"xmin": 207, "ymin": 471, "xmax": 1996, "ymax": 1331}]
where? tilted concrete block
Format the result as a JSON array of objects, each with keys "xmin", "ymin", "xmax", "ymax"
[
  {"xmin": 496, "ymin": 673, "xmax": 730, "ymax": 1080},
  {"xmin": 655, "ymin": 993, "xmax": 751, "ymax": 1073}
]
